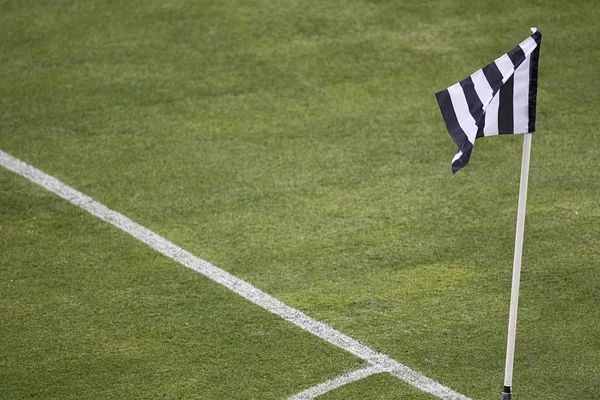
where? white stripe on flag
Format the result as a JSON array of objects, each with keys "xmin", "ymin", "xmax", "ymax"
[
  {"xmin": 495, "ymin": 54, "xmax": 515, "ymax": 83},
  {"xmin": 512, "ymin": 54, "xmax": 531, "ymax": 133},
  {"xmin": 471, "ymin": 69, "xmax": 494, "ymax": 112},
  {"xmin": 447, "ymin": 83, "xmax": 479, "ymax": 144},
  {"xmin": 518, "ymin": 36, "xmax": 538, "ymax": 56}
]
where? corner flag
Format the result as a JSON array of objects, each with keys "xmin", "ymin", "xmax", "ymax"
[
  {"xmin": 435, "ymin": 28, "xmax": 543, "ymax": 400},
  {"xmin": 435, "ymin": 28, "xmax": 542, "ymax": 174}
]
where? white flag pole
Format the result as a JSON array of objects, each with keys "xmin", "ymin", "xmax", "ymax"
[{"xmin": 502, "ymin": 132, "xmax": 532, "ymax": 400}]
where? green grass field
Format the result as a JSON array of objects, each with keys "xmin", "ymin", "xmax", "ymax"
[{"xmin": 1, "ymin": 0, "xmax": 599, "ymax": 399}]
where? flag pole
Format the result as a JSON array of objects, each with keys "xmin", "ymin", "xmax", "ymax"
[{"xmin": 502, "ymin": 132, "xmax": 532, "ymax": 400}]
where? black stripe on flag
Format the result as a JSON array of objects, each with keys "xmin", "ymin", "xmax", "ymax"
[
  {"xmin": 498, "ymin": 75, "xmax": 514, "ymax": 134},
  {"xmin": 507, "ymin": 46, "xmax": 526, "ymax": 68},
  {"xmin": 482, "ymin": 62, "xmax": 503, "ymax": 93},
  {"xmin": 460, "ymin": 77, "xmax": 484, "ymax": 124},
  {"xmin": 476, "ymin": 124, "xmax": 485, "ymax": 139},
  {"xmin": 452, "ymin": 151, "xmax": 471, "ymax": 174},
  {"xmin": 528, "ymin": 39, "xmax": 542, "ymax": 133}
]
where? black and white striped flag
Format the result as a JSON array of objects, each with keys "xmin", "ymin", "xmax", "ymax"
[{"xmin": 436, "ymin": 28, "xmax": 542, "ymax": 173}]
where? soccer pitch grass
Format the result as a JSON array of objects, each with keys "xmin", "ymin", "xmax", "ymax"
[{"xmin": 1, "ymin": 0, "xmax": 599, "ymax": 399}]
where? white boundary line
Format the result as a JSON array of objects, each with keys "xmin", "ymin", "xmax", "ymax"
[
  {"xmin": 0, "ymin": 149, "xmax": 471, "ymax": 400},
  {"xmin": 287, "ymin": 365, "xmax": 385, "ymax": 399}
]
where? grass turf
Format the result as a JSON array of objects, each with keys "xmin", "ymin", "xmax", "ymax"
[{"xmin": 1, "ymin": 0, "xmax": 599, "ymax": 399}]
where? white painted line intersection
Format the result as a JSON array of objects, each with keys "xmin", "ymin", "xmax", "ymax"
[
  {"xmin": 0, "ymin": 149, "xmax": 471, "ymax": 400},
  {"xmin": 287, "ymin": 365, "xmax": 385, "ymax": 399}
]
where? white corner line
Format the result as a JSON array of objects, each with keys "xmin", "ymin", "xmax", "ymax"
[
  {"xmin": 287, "ymin": 365, "xmax": 385, "ymax": 400},
  {"xmin": 0, "ymin": 149, "xmax": 471, "ymax": 400}
]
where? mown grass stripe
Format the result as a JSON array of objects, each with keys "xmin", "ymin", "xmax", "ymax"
[{"xmin": 0, "ymin": 149, "xmax": 471, "ymax": 400}]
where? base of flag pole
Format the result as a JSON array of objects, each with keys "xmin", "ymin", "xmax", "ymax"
[{"xmin": 502, "ymin": 386, "xmax": 512, "ymax": 400}]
